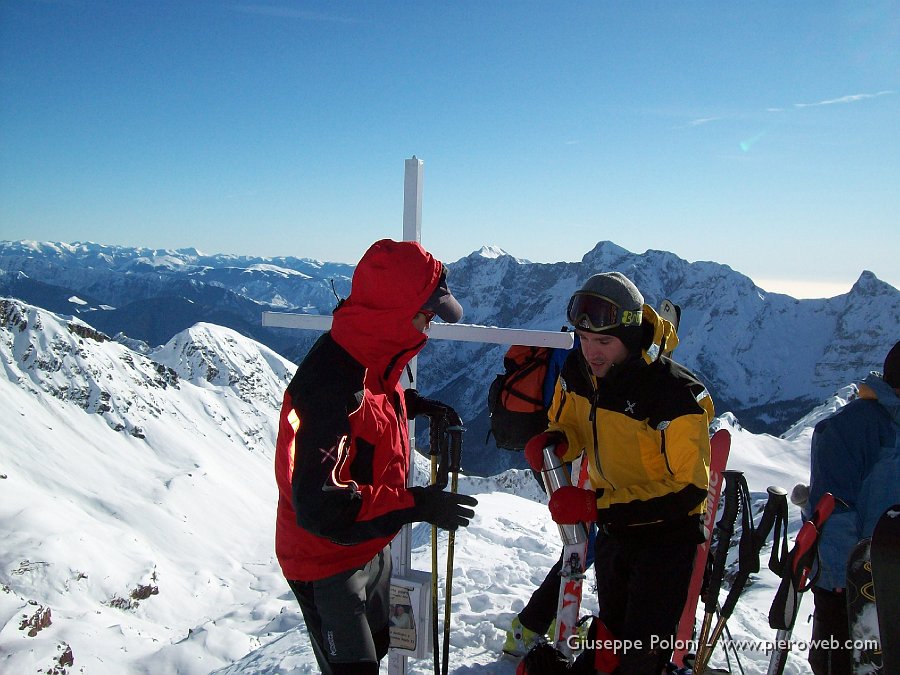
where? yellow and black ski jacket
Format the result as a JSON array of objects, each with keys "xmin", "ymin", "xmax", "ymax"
[{"xmin": 548, "ymin": 305, "xmax": 714, "ymax": 533}]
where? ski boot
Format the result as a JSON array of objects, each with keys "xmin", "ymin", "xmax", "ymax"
[
  {"xmin": 503, "ymin": 616, "xmax": 545, "ymax": 657},
  {"xmin": 547, "ymin": 614, "xmax": 591, "ymax": 651},
  {"xmin": 516, "ymin": 642, "xmax": 570, "ymax": 675}
]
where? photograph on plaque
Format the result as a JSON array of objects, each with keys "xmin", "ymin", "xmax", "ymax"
[{"xmin": 389, "ymin": 584, "xmax": 418, "ymax": 651}]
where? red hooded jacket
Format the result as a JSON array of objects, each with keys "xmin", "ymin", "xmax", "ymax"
[{"xmin": 274, "ymin": 240, "xmax": 445, "ymax": 581}]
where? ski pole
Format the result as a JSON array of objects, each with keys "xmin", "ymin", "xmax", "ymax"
[
  {"xmin": 694, "ymin": 469, "xmax": 742, "ymax": 671},
  {"xmin": 721, "ymin": 616, "xmax": 746, "ymax": 675},
  {"xmin": 695, "ymin": 481, "xmax": 788, "ymax": 672},
  {"xmin": 440, "ymin": 424, "xmax": 465, "ymax": 675},
  {"xmin": 766, "ymin": 492, "xmax": 836, "ymax": 675},
  {"xmin": 428, "ymin": 414, "xmax": 447, "ymax": 675},
  {"xmin": 695, "ymin": 475, "xmax": 752, "ymax": 673}
]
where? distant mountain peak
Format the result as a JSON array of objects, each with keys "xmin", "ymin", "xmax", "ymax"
[
  {"xmin": 465, "ymin": 245, "xmax": 532, "ymax": 264},
  {"xmin": 850, "ymin": 269, "xmax": 892, "ymax": 297},
  {"xmin": 475, "ymin": 245, "xmax": 508, "ymax": 259}
]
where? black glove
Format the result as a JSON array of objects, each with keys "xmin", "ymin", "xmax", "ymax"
[
  {"xmin": 409, "ymin": 485, "xmax": 478, "ymax": 530},
  {"xmin": 404, "ymin": 389, "xmax": 463, "ymax": 426}
]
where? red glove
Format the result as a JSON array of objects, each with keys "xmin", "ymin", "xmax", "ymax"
[
  {"xmin": 548, "ymin": 486, "xmax": 596, "ymax": 524},
  {"xmin": 524, "ymin": 431, "xmax": 567, "ymax": 472}
]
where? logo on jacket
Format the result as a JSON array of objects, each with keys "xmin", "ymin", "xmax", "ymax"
[
  {"xmin": 624, "ymin": 400, "xmax": 636, "ymax": 414},
  {"xmin": 322, "ymin": 435, "xmax": 359, "ymax": 494},
  {"xmin": 319, "ymin": 444, "xmax": 338, "ymax": 464}
]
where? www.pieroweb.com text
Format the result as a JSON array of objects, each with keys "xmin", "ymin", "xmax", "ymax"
[{"xmin": 569, "ymin": 635, "xmax": 879, "ymax": 656}]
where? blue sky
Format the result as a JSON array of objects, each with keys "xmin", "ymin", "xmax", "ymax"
[{"xmin": 1, "ymin": 1, "xmax": 898, "ymax": 298}]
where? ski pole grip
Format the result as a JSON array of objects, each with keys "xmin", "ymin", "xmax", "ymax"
[
  {"xmin": 447, "ymin": 425, "xmax": 465, "ymax": 476},
  {"xmin": 755, "ymin": 486, "xmax": 788, "ymax": 551},
  {"xmin": 811, "ymin": 492, "xmax": 836, "ymax": 528},
  {"xmin": 430, "ymin": 415, "xmax": 449, "ymax": 489},
  {"xmin": 719, "ymin": 474, "xmax": 763, "ymax": 618},
  {"xmin": 792, "ymin": 492, "xmax": 836, "ymax": 589},
  {"xmin": 429, "ymin": 415, "xmax": 445, "ymax": 457},
  {"xmin": 702, "ymin": 470, "xmax": 742, "ymax": 611}
]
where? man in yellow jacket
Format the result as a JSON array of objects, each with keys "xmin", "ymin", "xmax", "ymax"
[{"xmin": 524, "ymin": 271, "xmax": 714, "ymax": 674}]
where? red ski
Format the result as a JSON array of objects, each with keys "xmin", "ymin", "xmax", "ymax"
[
  {"xmin": 540, "ymin": 446, "xmax": 591, "ymax": 659},
  {"xmin": 672, "ymin": 428, "xmax": 732, "ymax": 667}
]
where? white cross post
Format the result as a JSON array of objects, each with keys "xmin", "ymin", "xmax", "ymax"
[
  {"xmin": 261, "ymin": 157, "xmax": 572, "ymax": 674},
  {"xmin": 395, "ymin": 155, "xmax": 425, "ymax": 583},
  {"xmin": 390, "ymin": 155, "xmax": 422, "ymax": 675}
]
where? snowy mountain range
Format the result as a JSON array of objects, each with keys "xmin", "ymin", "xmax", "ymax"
[
  {"xmin": 2, "ymin": 297, "xmax": 849, "ymax": 674},
  {"xmin": 2, "ymin": 239, "xmax": 898, "ymax": 476}
]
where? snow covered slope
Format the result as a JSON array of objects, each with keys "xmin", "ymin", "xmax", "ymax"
[{"xmin": 0, "ymin": 298, "xmax": 868, "ymax": 674}]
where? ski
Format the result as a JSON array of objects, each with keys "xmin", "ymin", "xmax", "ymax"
[
  {"xmin": 846, "ymin": 538, "xmax": 882, "ymax": 673},
  {"xmin": 672, "ymin": 427, "xmax": 731, "ymax": 668},
  {"xmin": 540, "ymin": 445, "xmax": 590, "ymax": 659},
  {"xmin": 658, "ymin": 298, "xmax": 681, "ymax": 331},
  {"xmin": 766, "ymin": 491, "xmax": 836, "ymax": 675},
  {"xmin": 871, "ymin": 504, "xmax": 900, "ymax": 674}
]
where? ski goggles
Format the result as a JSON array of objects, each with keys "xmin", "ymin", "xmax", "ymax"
[{"xmin": 566, "ymin": 292, "xmax": 642, "ymax": 332}]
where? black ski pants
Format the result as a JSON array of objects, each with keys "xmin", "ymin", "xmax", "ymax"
[
  {"xmin": 287, "ymin": 545, "xmax": 391, "ymax": 675},
  {"xmin": 592, "ymin": 522, "xmax": 697, "ymax": 675},
  {"xmin": 519, "ymin": 556, "xmax": 565, "ymax": 634},
  {"xmin": 809, "ymin": 587, "xmax": 851, "ymax": 675}
]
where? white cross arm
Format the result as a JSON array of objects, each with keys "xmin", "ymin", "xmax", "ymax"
[{"xmin": 261, "ymin": 311, "xmax": 574, "ymax": 349}]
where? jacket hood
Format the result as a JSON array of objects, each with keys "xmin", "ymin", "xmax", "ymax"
[
  {"xmin": 640, "ymin": 304, "xmax": 679, "ymax": 363},
  {"xmin": 330, "ymin": 239, "xmax": 444, "ymax": 387},
  {"xmin": 860, "ymin": 371, "xmax": 900, "ymax": 425}
]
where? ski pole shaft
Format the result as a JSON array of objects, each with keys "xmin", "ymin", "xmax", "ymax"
[
  {"xmin": 722, "ymin": 619, "xmax": 746, "ymax": 675},
  {"xmin": 440, "ymin": 426, "xmax": 465, "ymax": 675},
  {"xmin": 441, "ymin": 474, "xmax": 458, "ymax": 675},
  {"xmin": 695, "ymin": 470, "xmax": 743, "ymax": 671},
  {"xmin": 766, "ymin": 628, "xmax": 792, "ymax": 675},
  {"xmin": 430, "ymin": 453, "xmax": 440, "ymax": 675}
]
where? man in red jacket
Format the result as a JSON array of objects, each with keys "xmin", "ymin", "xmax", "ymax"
[{"xmin": 274, "ymin": 239, "xmax": 477, "ymax": 675}]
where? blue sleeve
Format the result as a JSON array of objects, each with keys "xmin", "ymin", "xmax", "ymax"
[{"xmin": 543, "ymin": 344, "xmax": 572, "ymax": 407}]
